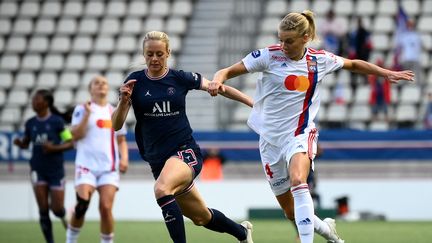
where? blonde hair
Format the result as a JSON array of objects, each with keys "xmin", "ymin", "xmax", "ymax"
[
  {"xmin": 279, "ymin": 10, "xmax": 317, "ymax": 41},
  {"xmin": 142, "ymin": 31, "xmax": 170, "ymax": 52}
]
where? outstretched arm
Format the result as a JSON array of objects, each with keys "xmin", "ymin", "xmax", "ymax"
[
  {"xmin": 342, "ymin": 58, "xmax": 415, "ymax": 84},
  {"xmin": 112, "ymin": 79, "xmax": 136, "ymax": 131},
  {"xmin": 208, "ymin": 61, "xmax": 249, "ymax": 96},
  {"xmin": 201, "ymin": 77, "xmax": 253, "ymax": 107}
]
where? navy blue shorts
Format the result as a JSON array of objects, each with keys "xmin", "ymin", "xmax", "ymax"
[
  {"xmin": 149, "ymin": 142, "xmax": 203, "ymax": 180},
  {"xmin": 30, "ymin": 170, "xmax": 65, "ymax": 189}
]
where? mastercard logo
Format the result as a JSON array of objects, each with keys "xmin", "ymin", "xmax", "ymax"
[
  {"xmin": 284, "ymin": 75, "xmax": 310, "ymax": 92},
  {"xmin": 96, "ymin": 119, "xmax": 112, "ymax": 128}
]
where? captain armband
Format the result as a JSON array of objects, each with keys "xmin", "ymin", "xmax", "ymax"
[{"xmin": 60, "ymin": 128, "xmax": 73, "ymax": 142}]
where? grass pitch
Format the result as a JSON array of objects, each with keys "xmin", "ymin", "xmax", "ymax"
[{"xmin": 0, "ymin": 220, "xmax": 431, "ymax": 243}]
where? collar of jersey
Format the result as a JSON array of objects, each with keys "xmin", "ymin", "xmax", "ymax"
[{"xmin": 145, "ymin": 68, "xmax": 169, "ymax": 80}]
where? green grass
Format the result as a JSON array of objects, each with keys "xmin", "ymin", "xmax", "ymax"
[{"xmin": 0, "ymin": 220, "xmax": 431, "ymax": 243}]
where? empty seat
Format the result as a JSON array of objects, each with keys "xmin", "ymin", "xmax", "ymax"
[
  {"xmin": 377, "ymin": 0, "xmax": 397, "ymax": 15},
  {"xmin": 165, "ymin": 17, "xmax": 187, "ymax": 35},
  {"xmin": 72, "ymin": 36, "xmax": 93, "ymax": 53},
  {"xmin": 421, "ymin": 34, "xmax": 432, "ymax": 51},
  {"xmin": 14, "ymin": 72, "xmax": 36, "ymax": 89},
  {"xmin": 0, "ymin": 72, "xmax": 13, "ymax": 89},
  {"xmin": 149, "ymin": 1, "xmax": 170, "ymax": 17},
  {"xmin": 401, "ymin": 0, "xmax": 420, "ymax": 15},
  {"xmin": 311, "ymin": 0, "xmax": 332, "ymax": 16},
  {"xmin": 373, "ymin": 16, "xmax": 394, "ymax": 33},
  {"xmin": 106, "ymin": 71, "xmax": 125, "ymax": 88},
  {"xmin": 63, "ymin": 1, "xmax": 83, "ymax": 17},
  {"xmin": 0, "ymin": 54, "xmax": 20, "ymax": 71},
  {"xmin": 233, "ymin": 105, "xmax": 250, "ymax": 123},
  {"xmin": 320, "ymin": 86, "xmax": 331, "ymax": 105},
  {"xmin": 395, "ymin": 104, "xmax": 417, "ymax": 122},
  {"xmin": 116, "ymin": 36, "xmax": 137, "ymax": 53},
  {"xmin": 13, "ymin": 19, "xmax": 33, "ymax": 35},
  {"xmin": 88, "ymin": 54, "xmax": 108, "ymax": 70},
  {"xmin": 400, "ymin": 86, "xmax": 421, "ymax": 104},
  {"xmin": 171, "ymin": 1, "xmax": 193, "ymax": 17},
  {"xmin": 81, "ymin": 72, "xmax": 100, "ymax": 88},
  {"xmin": 356, "ymin": 0, "xmax": 376, "ymax": 16},
  {"xmin": 43, "ymin": 54, "xmax": 64, "ymax": 71},
  {"xmin": 84, "ymin": 1, "xmax": 105, "ymax": 17},
  {"xmin": 353, "ymin": 85, "xmax": 371, "ymax": 104},
  {"xmin": 21, "ymin": 54, "xmax": 43, "ymax": 71},
  {"xmin": 28, "ymin": 36, "xmax": 49, "ymax": 53},
  {"xmin": 265, "ymin": 0, "xmax": 287, "ymax": 16},
  {"xmin": 290, "ymin": 0, "xmax": 309, "ymax": 13},
  {"xmin": 144, "ymin": 18, "xmax": 165, "ymax": 32},
  {"xmin": 35, "ymin": 18, "xmax": 56, "ymax": 35},
  {"xmin": 0, "ymin": 2, "xmax": 18, "ymax": 17},
  {"xmin": 170, "ymin": 35, "xmax": 182, "ymax": 52},
  {"xmin": 51, "ymin": 36, "xmax": 71, "ymax": 53},
  {"xmin": 418, "ymin": 16, "xmax": 432, "ymax": 32},
  {"xmin": 260, "ymin": 17, "xmax": 280, "ymax": 33},
  {"xmin": 422, "ymin": 0, "xmax": 432, "ymax": 15},
  {"xmin": 327, "ymin": 104, "xmax": 347, "ymax": 122},
  {"xmin": 349, "ymin": 104, "xmax": 372, "ymax": 122},
  {"xmin": 122, "ymin": 18, "xmax": 142, "ymax": 34},
  {"xmin": 369, "ymin": 121, "xmax": 390, "ymax": 130},
  {"xmin": 54, "ymin": 90, "xmax": 74, "ymax": 107},
  {"xmin": 94, "ymin": 36, "xmax": 115, "ymax": 53},
  {"xmin": 128, "ymin": 1, "xmax": 148, "ymax": 16},
  {"xmin": 106, "ymin": 1, "xmax": 127, "ymax": 16},
  {"xmin": 22, "ymin": 106, "xmax": 36, "ymax": 122},
  {"xmin": 37, "ymin": 72, "xmax": 57, "ymax": 89},
  {"xmin": 0, "ymin": 19, "xmax": 12, "ymax": 35},
  {"xmin": 78, "ymin": 18, "xmax": 99, "ymax": 34},
  {"xmin": 109, "ymin": 54, "xmax": 130, "ymax": 70},
  {"xmin": 334, "ymin": 0, "xmax": 354, "ymax": 16},
  {"xmin": 59, "ymin": 72, "xmax": 80, "ymax": 89},
  {"xmin": 7, "ymin": 89, "xmax": 28, "ymax": 106},
  {"xmin": 56, "ymin": 18, "xmax": 77, "ymax": 35},
  {"xmin": 100, "ymin": 18, "xmax": 120, "ymax": 35},
  {"xmin": 0, "ymin": 107, "xmax": 22, "ymax": 124},
  {"xmin": 107, "ymin": 89, "xmax": 118, "ymax": 104},
  {"xmin": 41, "ymin": 1, "xmax": 62, "ymax": 17},
  {"xmin": 65, "ymin": 54, "xmax": 87, "ymax": 70},
  {"xmin": 5, "ymin": 36, "xmax": 26, "ymax": 53},
  {"xmin": 371, "ymin": 34, "xmax": 390, "ymax": 51},
  {"xmin": 75, "ymin": 89, "xmax": 90, "ymax": 104},
  {"xmin": 0, "ymin": 90, "xmax": 6, "ymax": 107},
  {"xmin": 19, "ymin": 1, "xmax": 40, "ymax": 17}
]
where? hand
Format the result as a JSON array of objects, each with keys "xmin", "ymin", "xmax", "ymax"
[
  {"xmin": 42, "ymin": 142, "xmax": 55, "ymax": 154},
  {"xmin": 83, "ymin": 101, "xmax": 91, "ymax": 114},
  {"xmin": 13, "ymin": 138, "xmax": 22, "ymax": 147},
  {"xmin": 208, "ymin": 80, "xmax": 225, "ymax": 96},
  {"xmin": 119, "ymin": 160, "xmax": 128, "ymax": 174},
  {"xmin": 119, "ymin": 79, "xmax": 137, "ymax": 103},
  {"xmin": 387, "ymin": 70, "xmax": 415, "ymax": 84}
]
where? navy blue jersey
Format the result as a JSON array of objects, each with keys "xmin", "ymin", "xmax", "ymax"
[
  {"xmin": 24, "ymin": 114, "xmax": 66, "ymax": 175},
  {"xmin": 126, "ymin": 69, "xmax": 202, "ymax": 163}
]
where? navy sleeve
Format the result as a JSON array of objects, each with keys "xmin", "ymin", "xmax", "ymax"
[
  {"xmin": 123, "ymin": 71, "xmax": 138, "ymax": 84},
  {"xmin": 24, "ymin": 119, "xmax": 31, "ymax": 140},
  {"xmin": 176, "ymin": 70, "xmax": 202, "ymax": 90}
]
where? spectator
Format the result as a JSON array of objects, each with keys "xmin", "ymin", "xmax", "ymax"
[
  {"xmin": 319, "ymin": 10, "xmax": 347, "ymax": 56},
  {"xmin": 423, "ymin": 92, "xmax": 432, "ymax": 129},
  {"xmin": 369, "ymin": 59, "xmax": 392, "ymax": 122},
  {"xmin": 201, "ymin": 148, "xmax": 226, "ymax": 181}
]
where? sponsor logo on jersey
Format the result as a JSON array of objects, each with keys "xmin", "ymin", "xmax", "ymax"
[
  {"xmin": 271, "ymin": 55, "xmax": 289, "ymax": 62},
  {"xmin": 251, "ymin": 50, "xmax": 261, "ymax": 58},
  {"xmin": 145, "ymin": 90, "xmax": 151, "ymax": 96},
  {"xmin": 35, "ymin": 133, "xmax": 48, "ymax": 144},
  {"xmin": 96, "ymin": 119, "xmax": 112, "ymax": 128},
  {"xmin": 284, "ymin": 75, "xmax": 310, "ymax": 92},
  {"xmin": 191, "ymin": 72, "xmax": 199, "ymax": 81},
  {"xmin": 144, "ymin": 101, "xmax": 180, "ymax": 117}
]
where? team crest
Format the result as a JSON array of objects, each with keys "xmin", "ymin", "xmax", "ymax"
[
  {"xmin": 307, "ymin": 59, "xmax": 317, "ymax": 73},
  {"xmin": 167, "ymin": 87, "xmax": 176, "ymax": 95}
]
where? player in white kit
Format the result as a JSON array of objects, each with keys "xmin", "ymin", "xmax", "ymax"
[
  {"xmin": 209, "ymin": 10, "xmax": 414, "ymax": 243},
  {"xmin": 66, "ymin": 76, "xmax": 129, "ymax": 243}
]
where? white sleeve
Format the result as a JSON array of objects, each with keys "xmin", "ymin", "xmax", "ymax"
[
  {"xmin": 242, "ymin": 48, "xmax": 270, "ymax": 73},
  {"xmin": 71, "ymin": 105, "xmax": 85, "ymax": 126},
  {"xmin": 324, "ymin": 51, "xmax": 344, "ymax": 74}
]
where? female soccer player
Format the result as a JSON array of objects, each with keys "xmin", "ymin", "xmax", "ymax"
[
  {"xmin": 14, "ymin": 89, "xmax": 74, "ymax": 243},
  {"xmin": 208, "ymin": 10, "xmax": 414, "ymax": 243},
  {"xmin": 112, "ymin": 31, "xmax": 254, "ymax": 243},
  {"xmin": 66, "ymin": 76, "xmax": 129, "ymax": 243}
]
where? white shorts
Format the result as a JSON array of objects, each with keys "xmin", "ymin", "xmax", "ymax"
[
  {"xmin": 259, "ymin": 129, "xmax": 318, "ymax": 196},
  {"xmin": 74, "ymin": 165, "xmax": 119, "ymax": 188}
]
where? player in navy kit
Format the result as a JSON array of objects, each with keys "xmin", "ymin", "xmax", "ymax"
[
  {"xmin": 112, "ymin": 31, "xmax": 254, "ymax": 243},
  {"xmin": 14, "ymin": 89, "xmax": 74, "ymax": 243}
]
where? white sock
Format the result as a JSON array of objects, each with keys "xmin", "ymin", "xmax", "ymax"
[
  {"xmin": 100, "ymin": 232, "xmax": 114, "ymax": 243},
  {"xmin": 313, "ymin": 215, "xmax": 332, "ymax": 239},
  {"xmin": 66, "ymin": 225, "xmax": 80, "ymax": 243},
  {"xmin": 291, "ymin": 184, "xmax": 314, "ymax": 243}
]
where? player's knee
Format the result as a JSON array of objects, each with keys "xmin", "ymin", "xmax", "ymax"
[
  {"xmin": 290, "ymin": 174, "xmax": 306, "ymax": 187},
  {"xmin": 52, "ymin": 207, "xmax": 66, "ymax": 218},
  {"xmin": 99, "ymin": 202, "xmax": 113, "ymax": 218},
  {"xmin": 189, "ymin": 215, "xmax": 209, "ymax": 226},
  {"xmin": 74, "ymin": 194, "xmax": 90, "ymax": 219},
  {"xmin": 154, "ymin": 182, "xmax": 171, "ymax": 198}
]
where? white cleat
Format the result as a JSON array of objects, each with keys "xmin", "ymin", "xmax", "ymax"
[
  {"xmin": 323, "ymin": 218, "xmax": 345, "ymax": 243},
  {"xmin": 239, "ymin": 221, "xmax": 254, "ymax": 243}
]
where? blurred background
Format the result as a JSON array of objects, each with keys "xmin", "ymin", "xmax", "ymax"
[{"xmin": 0, "ymin": 0, "xmax": 431, "ymax": 223}]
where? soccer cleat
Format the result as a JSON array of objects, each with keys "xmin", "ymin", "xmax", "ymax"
[
  {"xmin": 239, "ymin": 221, "xmax": 254, "ymax": 243},
  {"xmin": 323, "ymin": 218, "xmax": 345, "ymax": 243}
]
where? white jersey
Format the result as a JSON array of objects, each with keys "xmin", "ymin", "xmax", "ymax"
[
  {"xmin": 243, "ymin": 45, "xmax": 344, "ymax": 146},
  {"xmin": 72, "ymin": 102, "xmax": 127, "ymax": 172}
]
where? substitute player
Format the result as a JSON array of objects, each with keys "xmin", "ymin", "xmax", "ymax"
[
  {"xmin": 208, "ymin": 10, "xmax": 414, "ymax": 243},
  {"xmin": 14, "ymin": 89, "xmax": 74, "ymax": 243},
  {"xmin": 66, "ymin": 76, "xmax": 129, "ymax": 243},
  {"xmin": 112, "ymin": 31, "xmax": 254, "ymax": 243}
]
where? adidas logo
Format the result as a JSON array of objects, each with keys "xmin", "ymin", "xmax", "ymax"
[
  {"xmin": 298, "ymin": 217, "xmax": 312, "ymax": 225},
  {"xmin": 281, "ymin": 63, "xmax": 287, "ymax": 67}
]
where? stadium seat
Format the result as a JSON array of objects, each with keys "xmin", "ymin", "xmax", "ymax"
[
  {"xmin": 0, "ymin": 19, "xmax": 12, "ymax": 35},
  {"xmin": 107, "ymin": 89, "xmax": 118, "ymax": 104},
  {"xmin": 7, "ymin": 89, "xmax": 28, "ymax": 106},
  {"xmin": 356, "ymin": 0, "xmax": 376, "ymax": 16},
  {"xmin": 51, "ymin": 36, "xmax": 71, "ymax": 53},
  {"xmin": 171, "ymin": 1, "xmax": 193, "ymax": 17},
  {"xmin": 260, "ymin": 17, "xmax": 280, "ymax": 33},
  {"xmin": 0, "ymin": 54, "xmax": 20, "ymax": 71},
  {"xmin": 5, "ymin": 36, "xmax": 26, "ymax": 53},
  {"xmin": 150, "ymin": 1, "xmax": 170, "ymax": 17},
  {"xmin": 0, "ymin": 90, "xmax": 6, "ymax": 107},
  {"xmin": 371, "ymin": 34, "xmax": 390, "ymax": 51},
  {"xmin": 166, "ymin": 17, "xmax": 187, "ymax": 35},
  {"xmin": 334, "ymin": 0, "xmax": 354, "ymax": 16},
  {"xmin": 88, "ymin": 54, "xmax": 108, "ymax": 71},
  {"xmin": 265, "ymin": 0, "xmax": 287, "ymax": 16},
  {"xmin": 81, "ymin": 72, "xmax": 100, "ymax": 88},
  {"xmin": 94, "ymin": 36, "xmax": 115, "ymax": 53},
  {"xmin": 109, "ymin": 54, "xmax": 130, "ymax": 70},
  {"xmin": 43, "ymin": 54, "xmax": 64, "ymax": 71},
  {"xmin": 144, "ymin": 18, "xmax": 165, "ymax": 32},
  {"xmin": 377, "ymin": 0, "xmax": 397, "ymax": 15},
  {"xmin": 72, "ymin": 36, "xmax": 93, "ymax": 53},
  {"xmin": 289, "ymin": 0, "xmax": 309, "ymax": 13},
  {"xmin": 373, "ymin": 16, "xmax": 394, "ymax": 33},
  {"xmin": 22, "ymin": 106, "xmax": 35, "ymax": 122},
  {"xmin": 65, "ymin": 54, "xmax": 87, "ymax": 71},
  {"xmin": 116, "ymin": 36, "xmax": 137, "ymax": 53},
  {"xmin": 0, "ymin": 2, "xmax": 18, "ymax": 17},
  {"xmin": 84, "ymin": 1, "xmax": 105, "ymax": 17},
  {"xmin": 28, "ymin": 36, "xmax": 49, "ymax": 53},
  {"xmin": 326, "ymin": 104, "xmax": 347, "ymax": 122},
  {"xmin": 400, "ymin": 86, "xmax": 421, "ymax": 104},
  {"xmin": 35, "ymin": 18, "xmax": 56, "ymax": 35},
  {"xmin": 349, "ymin": 104, "xmax": 372, "ymax": 122},
  {"xmin": 106, "ymin": 71, "xmax": 125, "ymax": 89},
  {"xmin": 233, "ymin": 105, "xmax": 250, "ymax": 123},
  {"xmin": 19, "ymin": 1, "xmax": 40, "ymax": 17},
  {"xmin": 395, "ymin": 104, "xmax": 417, "ymax": 122},
  {"xmin": 418, "ymin": 16, "xmax": 432, "ymax": 33},
  {"xmin": 59, "ymin": 72, "xmax": 80, "ymax": 89},
  {"xmin": 53, "ymin": 89, "xmax": 74, "ymax": 107},
  {"xmin": 100, "ymin": 18, "xmax": 120, "ymax": 35},
  {"xmin": 14, "ymin": 72, "xmax": 36, "ymax": 90},
  {"xmin": 36, "ymin": 72, "xmax": 57, "ymax": 89},
  {"xmin": 353, "ymin": 85, "xmax": 371, "ymax": 105},
  {"xmin": 421, "ymin": 34, "xmax": 432, "ymax": 51},
  {"xmin": 369, "ymin": 121, "xmax": 390, "ymax": 130},
  {"xmin": 256, "ymin": 34, "xmax": 278, "ymax": 48},
  {"xmin": 321, "ymin": 72, "xmax": 336, "ymax": 87},
  {"xmin": 41, "ymin": 1, "xmax": 62, "ymax": 17},
  {"xmin": 13, "ymin": 19, "xmax": 33, "ymax": 35},
  {"xmin": 106, "ymin": 1, "xmax": 127, "ymax": 17},
  {"xmin": 320, "ymin": 86, "xmax": 331, "ymax": 105},
  {"xmin": 21, "ymin": 54, "xmax": 42, "ymax": 71},
  {"xmin": 0, "ymin": 107, "xmax": 22, "ymax": 124},
  {"xmin": 311, "ymin": 0, "xmax": 332, "ymax": 16},
  {"xmin": 170, "ymin": 34, "xmax": 182, "ymax": 53},
  {"xmin": 401, "ymin": 0, "xmax": 420, "ymax": 16},
  {"xmin": 78, "ymin": 18, "xmax": 99, "ymax": 35},
  {"xmin": 56, "ymin": 18, "xmax": 77, "ymax": 35},
  {"xmin": 75, "ymin": 89, "xmax": 90, "ymax": 104},
  {"xmin": 317, "ymin": 104, "xmax": 327, "ymax": 122},
  {"xmin": 421, "ymin": 52, "xmax": 430, "ymax": 68},
  {"xmin": 422, "ymin": 0, "xmax": 432, "ymax": 15},
  {"xmin": 0, "ymin": 72, "xmax": 13, "ymax": 89},
  {"xmin": 63, "ymin": 1, "xmax": 83, "ymax": 17},
  {"xmin": 122, "ymin": 18, "xmax": 142, "ymax": 34},
  {"xmin": 128, "ymin": 1, "xmax": 149, "ymax": 16}
]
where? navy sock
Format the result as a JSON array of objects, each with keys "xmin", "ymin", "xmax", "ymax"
[
  {"xmin": 39, "ymin": 211, "xmax": 54, "ymax": 243},
  {"xmin": 204, "ymin": 208, "xmax": 246, "ymax": 241},
  {"xmin": 157, "ymin": 195, "xmax": 186, "ymax": 243}
]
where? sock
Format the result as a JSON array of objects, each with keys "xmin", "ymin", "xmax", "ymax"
[
  {"xmin": 39, "ymin": 211, "xmax": 54, "ymax": 243},
  {"xmin": 313, "ymin": 215, "xmax": 332, "ymax": 239},
  {"xmin": 204, "ymin": 208, "xmax": 247, "ymax": 241},
  {"xmin": 100, "ymin": 232, "xmax": 114, "ymax": 243},
  {"xmin": 291, "ymin": 184, "xmax": 314, "ymax": 243},
  {"xmin": 157, "ymin": 195, "xmax": 186, "ymax": 243},
  {"xmin": 66, "ymin": 225, "xmax": 81, "ymax": 243}
]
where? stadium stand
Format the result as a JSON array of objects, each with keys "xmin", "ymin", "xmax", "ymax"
[{"xmin": 0, "ymin": 0, "xmax": 430, "ymax": 132}]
